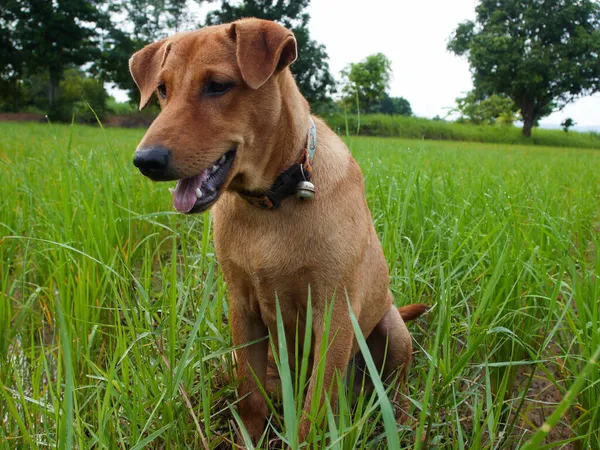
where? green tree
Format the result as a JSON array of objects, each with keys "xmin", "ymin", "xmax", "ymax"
[
  {"xmin": 99, "ymin": 0, "xmax": 212, "ymax": 106},
  {"xmin": 448, "ymin": 0, "xmax": 600, "ymax": 137},
  {"xmin": 7, "ymin": 0, "xmax": 109, "ymax": 117},
  {"xmin": 206, "ymin": 0, "xmax": 336, "ymax": 112},
  {"xmin": 112, "ymin": 0, "xmax": 200, "ymax": 43},
  {"xmin": 59, "ymin": 68, "xmax": 109, "ymax": 122},
  {"xmin": 454, "ymin": 91, "xmax": 517, "ymax": 126},
  {"xmin": 341, "ymin": 53, "xmax": 392, "ymax": 113},
  {"xmin": 0, "ymin": 1, "xmax": 23, "ymax": 112},
  {"xmin": 15, "ymin": 69, "xmax": 108, "ymax": 122},
  {"xmin": 561, "ymin": 118, "xmax": 576, "ymax": 133},
  {"xmin": 378, "ymin": 94, "xmax": 412, "ymax": 116},
  {"xmin": 92, "ymin": 26, "xmax": 139, "ymax": 102}
]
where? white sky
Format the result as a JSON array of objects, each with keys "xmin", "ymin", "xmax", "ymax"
[{"xmin": 113, "ymin": 0, "xmax": 600, "ymax": 129}]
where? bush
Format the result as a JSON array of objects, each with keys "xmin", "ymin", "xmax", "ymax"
[
  {"xmin": 49, "ymin": 69, "xmax": 109, "ymax": 123},
  {"xmin": 324, "ymin": 114, "xmax": 600, "ymax": 149},
  {"xmin": 18, "ymin": 69, "xmax": 109, "ymax": 123},
  {"xmin": 106, "ymin": 97, "xmax": 137, "ymax": 115}
]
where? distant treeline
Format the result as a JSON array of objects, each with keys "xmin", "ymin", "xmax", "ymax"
[{"xmin": 325, "ymin": 115, "xmax": 600, "ymax": 150}]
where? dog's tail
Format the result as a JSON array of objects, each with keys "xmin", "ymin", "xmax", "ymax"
[{"xmin": 398, "ymin": 303, "xmax": 429, "ymax": 322}]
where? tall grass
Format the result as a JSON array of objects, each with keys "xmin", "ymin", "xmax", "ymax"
[
  {"xmin": 1, "ymin": 122, "xmax": 599, "ymax": 448},
  {"xmin": 325, "ymin": 114, "xmax": 600, "ymax": 149}
]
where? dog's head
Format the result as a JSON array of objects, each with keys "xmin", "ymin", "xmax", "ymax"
[{"xmin": 130, "ymin": 19, "xmax": 298, "ymax": 213}]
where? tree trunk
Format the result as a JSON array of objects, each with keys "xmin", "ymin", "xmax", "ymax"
[
  {"xmin": 521, "ymin": 99, "xmax": 535, "ymax": 138},
  {"xmin": 14, "ymin": 77, "xmax": 20, "ymax": 112},
  {"xmin": 48, "ymin": 70, "xmax": 60, "ymax": 109},
  {"xmin": 48, "ymin": 76, "xmax": 53, "ymax": 108},
  {"xmin": 522, "ymin": 115, "xmax": 534, "ymax": 138}
]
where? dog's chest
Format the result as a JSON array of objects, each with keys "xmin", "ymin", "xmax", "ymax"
[
  {"xmin": 216, "ymin": 224, "xmax": 316, "ymax": 331},
  {"xmin": 212, "ymin": 202, "xmax": 342, "ymax": 319},
  {"xmin": 216, "ymin": 216, "xmax": 323, "ymax": 289},
  {"xmin": 214, "ymin": 198, "xmax": 334, "ymax": 271}
]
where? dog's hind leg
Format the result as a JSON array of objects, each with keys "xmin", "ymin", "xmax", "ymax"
[
  {"xmin": 376, "ymin": 303, "xmax": 413, "ymax": 421},
  {"xmin": 352, "ymin": 293, "xmax": 424, "ymax": 421}
]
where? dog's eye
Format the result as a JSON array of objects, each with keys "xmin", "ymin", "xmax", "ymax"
[
  {"xmin": 206, "ymin": 81, "xmax": 233, "ymax": 95},
  {"xmin": 157, "ymin": 83, "xmax": 167, "ymax": 99}
]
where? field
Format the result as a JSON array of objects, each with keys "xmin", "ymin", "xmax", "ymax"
[{"xmin": 1, "ymin": 122, "xmax": 599, "ymax": 449}]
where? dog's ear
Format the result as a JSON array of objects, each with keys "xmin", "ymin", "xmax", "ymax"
[
  {"xmin": 129, "ymin": 38, "xmax": 172, "ymax": 110},
  {"xmin": 229, "ymin": 19, "xmax": 297, "ymax": 90}
]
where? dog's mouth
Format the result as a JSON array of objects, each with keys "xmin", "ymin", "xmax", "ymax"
[{"xmin": 170, "ymin": 149, "xmax": 236, "ymax": 214}]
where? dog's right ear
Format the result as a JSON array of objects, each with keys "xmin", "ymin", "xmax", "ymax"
[
  {"xmin": 129, "ymin": 38, "xmax": 172, "ymax": 110},
  {"xmin": 229, "ymin": 19, "xmax": 297, "ymax": 90}
]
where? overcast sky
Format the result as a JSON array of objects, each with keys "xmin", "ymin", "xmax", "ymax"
[{"xmin": 116, "ymin": 0, "xmax": 599, "ymax": 129}]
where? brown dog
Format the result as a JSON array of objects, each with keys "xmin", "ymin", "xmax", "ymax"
[{"xmin": 130, "ymin": 18, "xmax": 427, "ymax": 444}]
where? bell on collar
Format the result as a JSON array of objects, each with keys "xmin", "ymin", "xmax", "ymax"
[{"xmin": 296, "ymin": 180, "xmax": 315, "ymax": 200}]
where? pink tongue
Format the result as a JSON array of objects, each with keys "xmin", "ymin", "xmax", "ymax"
[{"xmin": 172, "ymin": 172, "xmax": 206, "ymax": 213}]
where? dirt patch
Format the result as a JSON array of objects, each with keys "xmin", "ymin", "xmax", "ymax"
[
  {"xmin": 103, "ymin": 114, "xmax": 156, "ymax": 128},
  {"xmin": 0, "ymin": 112, "xmax": 45, "ymax": 122},
  {"xmin": 0, "ymin": 112, "xmax": 156, "ymax": 128},
  {"xmin": 512, "ymin": 361, "xmax": 575, "ymax": 448}
]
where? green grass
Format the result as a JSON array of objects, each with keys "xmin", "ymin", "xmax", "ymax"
[
  {"xmin": 1, "ymin": 122, "xmax": 599, "ymax": 449},
  {"xmin": 324, "ymin": 114, "xmax": 600, "ymax": 149}
]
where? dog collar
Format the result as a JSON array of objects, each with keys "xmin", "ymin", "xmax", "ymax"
[{"xmin": 237, "ymin": 117, "xmax": 317, "ymax": 209}]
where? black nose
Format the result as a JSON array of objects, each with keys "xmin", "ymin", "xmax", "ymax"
[{"xmin": 133, "ymin": 146, "xmax": 172, "ymax": 180}]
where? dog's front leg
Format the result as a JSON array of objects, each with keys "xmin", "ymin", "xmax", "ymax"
[
  {"xmin": 299, "ymin": 304, "xmax": 354, "ymax": 443},
  {"xmin": 230, "ymin": 300, "xmax": 269, "ymax": 445}
]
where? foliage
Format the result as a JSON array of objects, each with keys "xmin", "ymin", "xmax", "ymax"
[
  {"xmin": 1, "ymin": 122, "xmax": 600, "ymax": 448},
  {"xmin": 0, "ymin": 0, "xmax": 209, "ymax": 116},
  {"xmin": 454, "ymin": 91, "xmax": 517, "ymax": 126},
  {"xmin": 95, "ymin": 0, "xmax": 207, "ymax": 104},
  {"xmin": 18, "ymin": 73, "xmax": 50, "ymax": 112},
  {"xmin": 378, "ymin": 93, "xmax": 412, "ymax": 116},
  {"xmin": 10, "ymin": 69, "xmax": 108, "ymax": 122},
  {"xmin": 92, "ymin": 26, "xmax": 139, "ymax": 102},
  {"xmin": 448, "ymin": 0, "xmax": 600, "ymax": 137},
  {"xmin": 59, "ymin": 69, "xmax": 109, "ymax": 122},
  {"xmin": 340, "ymin": 53, "xmax": 392, "ymax": 113},
  {"xmin": 206, "ymin": 0, "xmax": 336, "ymax": 113},
  {"xmin": 561, "ymin": 118, "xmax": 576, "ymax": 133},
  {"xmin": 325, "ymin": 113, "xmax": 600, "ymax": 149},
  {"xmin": 106, "ymin": 97, "xmax": 138, "ymax": 115},
  {"xmin": 4, "ymin": 0, "xmax": 109, "ymax": 115},
  {"xmin": 116, "ymin": 0, "xmax": 199, "ymax": 41},
  {"xmin": 0, "ymin": 1, "xmax": 23, "ymax": 112}
]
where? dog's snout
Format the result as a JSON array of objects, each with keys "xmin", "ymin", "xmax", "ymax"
[{"xmin": 133, "ymin": 146, "xmax": 172, "ymax": 179}]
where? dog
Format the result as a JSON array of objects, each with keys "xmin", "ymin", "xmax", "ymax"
[{"xmin": 130, "ymin": 18, "xmax": 427, "ymax": 445}]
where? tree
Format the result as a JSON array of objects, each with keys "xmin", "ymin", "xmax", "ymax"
[
  {"xmin": 453, "ymin": 91, "xmax": 517, "ymax": 126},
  {"xmin": 448, "ymin": 0, "xmax": 600, "ymax": 137},
  {"xmin": 7, "ymin": 0, "xmax": 109, "ymax": 116},
  {"xmin": 206, "ymin": 0, "xmax": 336, "ymax": 112},
  {"xmin": 0, "ymin": 1, "xmax": 23, "ymax": 112},
  {"xmin": 59, "ymin": 69, "xmax": 109, "ymax": 122},
  {"xmin": 341, "ymin": 53, "xmax": 392, "ymax": 113},
  {"xmin": 561, "ymin": 118, "xmax": 576, "ymax": 133},
  {"xmin": 112, "ymin": 0, "xmax": 200, "ymax": 43},
  {"xmin": 95, "ymin": 0, "xmax": 206, "ymax": 106},
  {"xmin": 378, "ymin": 94, "xmax": 412, "ymax": 116}
]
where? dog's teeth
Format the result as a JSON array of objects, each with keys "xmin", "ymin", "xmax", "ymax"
[
  {"xmin": 195, "ymin": 188, "xmax": 203, "ymax": 199},
  {"xmin": 219, "ymin": 155, "xmax": 226, "ymax": 164},
  {"xmin": 169, "ymin": 187, "xmax": 175, "ymax": 194},
  {"xmin": 211, "ymin": 165, "xmax": 218, "ymax": 173}
]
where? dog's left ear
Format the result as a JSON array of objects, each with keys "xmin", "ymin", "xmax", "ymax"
[
  {"xmin": 229, "ymin": 19, "xmax": 297, "ymax": 90},
  {"xmin": 129, "ymin": 38, "xmax": 172, "ymax": 110}
]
